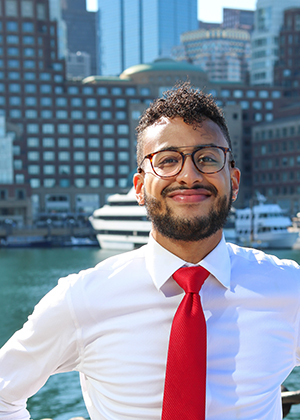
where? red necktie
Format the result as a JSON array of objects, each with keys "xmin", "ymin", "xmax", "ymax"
[{"xmin": 162, "ymin": 266, "xmax": 210, "ymax": 420}]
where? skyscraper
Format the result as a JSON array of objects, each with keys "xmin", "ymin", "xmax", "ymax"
[
  {"xmin": 250, "ymin": 0, "xmax": 300, "ymax": 86},
  {"xmin": 97, "ymin": 0, "xmax": 198, "ymax": 76}
]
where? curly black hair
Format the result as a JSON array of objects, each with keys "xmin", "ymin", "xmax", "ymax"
[{"xmin": 136, "ymin": 82, "xmax": 233, "ymax": 166}]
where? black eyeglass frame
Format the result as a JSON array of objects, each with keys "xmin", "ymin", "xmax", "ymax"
[{"xmin": 138, "ymin": 145, "xmax": 234, "ymax": 179}]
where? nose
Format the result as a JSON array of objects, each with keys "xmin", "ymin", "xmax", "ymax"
[{"xmin": 175, "ymin": 154, "xmax": 204, "ymax": 185}]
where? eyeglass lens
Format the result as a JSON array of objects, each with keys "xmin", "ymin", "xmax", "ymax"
[{"xmin": 151, "ymin": 147, "xmax": 226, "ymax": 176}]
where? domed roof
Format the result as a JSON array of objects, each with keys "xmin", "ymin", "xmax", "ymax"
[{"xmin": 120, "ymin": 58, "xmax": 204, "ymax": 78}]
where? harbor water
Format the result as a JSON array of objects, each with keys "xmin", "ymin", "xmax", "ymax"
[{"xmin": 1, "ymin": 246, "xmax": 300, "ymax": 420}]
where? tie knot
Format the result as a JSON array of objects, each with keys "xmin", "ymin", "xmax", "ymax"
[{"xmin": 173, "ymin": 266, "xmax": 209, "ymax": 294}]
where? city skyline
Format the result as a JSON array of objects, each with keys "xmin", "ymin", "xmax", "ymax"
[{"xmin": 86, "ymin": 0, "xmax": 257, "ymax": 22}]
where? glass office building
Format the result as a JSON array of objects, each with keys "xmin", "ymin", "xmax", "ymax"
[{"xmin": 97, "ymin": 0, "xmax": 198, "ymax": 75}]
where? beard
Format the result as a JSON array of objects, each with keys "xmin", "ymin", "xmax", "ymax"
[{"xmin": 144, "ymin": 185, "xmax": 232, "ymax": 242}]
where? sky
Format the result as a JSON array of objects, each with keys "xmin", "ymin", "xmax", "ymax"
[{"xmin": 86, "ymin": 0, "xmax": 257, "ymax": 23}]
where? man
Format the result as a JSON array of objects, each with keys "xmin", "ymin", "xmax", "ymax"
[{"xmin": 0, "ymin": 83, "xmax": 299, "ymax": 420}]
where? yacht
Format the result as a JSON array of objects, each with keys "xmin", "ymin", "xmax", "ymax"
[
  {"xmin": 89, "ymin": 188, "xmax": 151, "ymax": 250},
  {"xmin": 235, "ymin": 202, "xmax": 298, "ymax": 249}
]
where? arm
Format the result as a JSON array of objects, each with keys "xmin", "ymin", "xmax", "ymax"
[{"xmin": 0, "ymin": 276, "xmax": 81, "ymax": 419}]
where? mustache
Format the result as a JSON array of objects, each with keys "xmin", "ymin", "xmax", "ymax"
[{"xmin": 161, "ymin": 184, "xmax": 218, "ymax": 198}]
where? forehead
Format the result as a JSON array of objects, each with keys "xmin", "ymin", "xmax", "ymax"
[{"xmin": 142, "ymin": 117, "xmax": 228, "ymax": 155}]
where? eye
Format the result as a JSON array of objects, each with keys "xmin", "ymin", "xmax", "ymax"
[{"xmin": 154, "ymin": 152, "xmax": 181, "ymax": 168}]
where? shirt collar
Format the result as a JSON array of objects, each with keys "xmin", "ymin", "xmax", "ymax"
[{"xmin": 145, "ymin": 234, "xmax": 231, "ymax": 290}]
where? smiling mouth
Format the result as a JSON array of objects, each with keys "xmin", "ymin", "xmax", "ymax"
[
  {"xmin": 167, "ymin": 189, "xmax": 213, "ymax": 203},
  {"xmin": 162, "ymin": 184, "xmax": 218, "ymax": 199}
]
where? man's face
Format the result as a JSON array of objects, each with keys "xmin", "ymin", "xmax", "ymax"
[{"xmin": 134, "ymin": 117, "xmax": 240, "ymax": 243}]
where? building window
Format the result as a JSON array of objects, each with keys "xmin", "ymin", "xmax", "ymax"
[
  {"xmin": 24, "ymin": 84, "xmax": 36, "ymax": 93},
  {"xmin": 74, "ymin": 151, "xmax": 85, "ymax": 161},
  {"xmin": 28, "ymin": 165, "xmax": 40, "ymax": 174},
  {"xmin": 59, "ymin": 165, "xmax": 70, "ymax": 175},
  {"xmin": 74, "ymin": 165, "xmax": 85, "ymax": 174},
  {"xmin": 83, "ymin": 86, "xmax": 93, "ymax": 95},
  {"xmin": 103, "ymin": 124, "xmax": 114, "ymax": 134},
  {"xmin": 28, "ymin": 151, "xmax": 40, "ymax": 161},
  {"xmin": 89, "ymin": 179, "xmax": 100, "ymax": 188},
  {"xmin": 87, "ymin": 110, "xmax": 97, "ymax": 119},
  {"xmin": 25, "ymin": 109, "xmax": 37, "ymax": 118},
  {"xmin": 88, "ymin": 151, "xmax": 100, "ymax": 161},
  {"xmin": 104, "ymin": 178, "xmax": 115, "ymax": 188},
  {"xmin": 56, "ymin": 97, "xmax": 67, "ymax": 107},
  {"xmin": 111, "ymin": 87, "xmax": 122, "ymax": 95},
  {"xmin": 116, "ymin": 111, "xmax": 126, "ymax": 120},
  {"xmin": 104, "ymin": 165, "xmax": 114, "ymax": 174},
  {"xmin": 75, "ymin": 179, "xmax": 86, "ymax": 188},
  {"xmin": 58, "ymin": 151, "xmax": 70, "ymax": 161},
  {"xmin": 101, "ymin": 111, "xmax": 111, "ymax": 120},
  {"xmin": 42, "ymin": 124, "xmax": 54, "ymax": 134},
  {"xmin": 126, "ymin": 87, "xmax": 136, "ymax": 96},
  {"xmin": 86, "ymin": 98, "xmax": 97, "ymax": 107},
  {"xmin": 104, "ymin": 151, "xmax": 115, "ymax": 161},
  {"xmin": 58, "ymin": 138, "xmax": 70, "ymax": 147},
  {"xmin": 44, "ymin": 179, "xmax": 55, "ymax": 188},
  {"xmin": 56, "ymin": 110, "xmax": 68, "ymax": 119},
  {"xmin": 71, "ymin": 97, "xmax": 82, "ymax": 107},
  {"xmin": 88, "ymin": 124, "xmax": 99, "ymax": 134},
  {"xmin": 21, "ymin": 1, "xmax": 34, "ymax": 17},
  {"xmin": 10, "ymin": 109, "xmax": 21, "ymax": 118},
  {"xmin": 14, "ymin": 160, "xmax": 22, "ymax": 170},
  {"xmin": 89, "ymin": 165, "xmax": 100, "ymax": 174},
  {"xmin": 118, "ymin": 151, "xmax": 129, "ymax": 161},
  {"xmin": 30, "ymin": 179, "xmax": 40, "ymax": 188},
  {"xmin": 41, "ymin": 97, "xmax": 52, "ymax": 106},
  {"xmin": 140, "ymin": 87, "xmax": 150, "ymax": 96},
  {"xmin": 97, "ymin": 87, "xmax": 108, "ymax": 95},
  {"xmin": 58, "ymin": 124, "xmax": 70, "ymax": 134},
  {"xmin": 41, "ymin": 110, "xmax": 53, "ymax": 118},
  {"xmin": 103, "ymin": 138, "xmax": 114, "ymax": 148},
  {"xmin": 43, "ymin": 138, "xmax": 55, "ymax": 147},
  {"xmin": 6, "ymin": 1, "xmax": 18, "ymax": 17},
  {"xmin": 43, "ymin": 165, "xmax": 55, "ymax": 175},
  {"xmin": 88, "ymin": 138, "xmax": 99, "ymax": 148},
  {"xmin": 22, "ymin": 22, "xmax": 34, "ymax": 32},
  {"xmin": 27, "ymin": 124, "xmax": 39, "ymax": 134},
  {"xmin": 73, "ymin": 124, "xmax": 85, "ymax": 134},
  {"xmin": 43, "ymin": 151, "xmax": 55, "ymax": 161},
  {"xmin": 27, "ymin": 137, "xmax": 39, "ymax": 147},
  {"xmin": 118, "ymin": 165, "xmax": 129, "ymax": 174},
  {"xmin": 71, "ymin": 110, "xmax": 83, "ymax": 119},
  {"xmin": 101, "ymin": 98, "xmax": 112, "ymax": 107},
  {"xmin": 73, "ymin": 138, "xmax": 85, "ymax": 147},
  {"xmin": 6, "ymin": 22, "xmax": 18, "ymax": 31},
  {"xmin": 117, "ymin": 124, "xmax": 129, "ymax": 134},
  {"xmin": 59, "ymin": 179, "xmax": 70, "ymax": 188},
  {"xmin": 7, "ymin": 35, "xmax": 19, "ymax": 44},
  {"xmin": 68, "ymin": 86, "xmax": 79, "ymax": 95},
  {"xmin": 118, "ymin": 138, "xmax": 129, "ymax": 148}
]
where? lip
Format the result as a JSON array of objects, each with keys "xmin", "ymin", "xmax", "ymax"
[{"xmin": 167, "ymin": 189, "xmax": 212, "ymax": 203}]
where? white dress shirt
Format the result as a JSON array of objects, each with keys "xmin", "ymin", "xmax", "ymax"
[{"xmin": 0, "ymin": 235, "xmax": 300, "ymax": 420}]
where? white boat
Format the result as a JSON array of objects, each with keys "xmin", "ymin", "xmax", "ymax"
[
  {"xmin": 89, "ymin": 188, "xmax": 151, "ymax": 250},
  {"xmin": 235, "ymin": 202, "xmax": 298, "ymax": 249}
]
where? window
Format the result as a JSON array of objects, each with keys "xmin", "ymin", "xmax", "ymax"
[
  {"xmin": 7, "ymin": 21, "xmax": 18, "ymax": 31},
  {"xmin": 27, "ymin": 137, "xmax": 39, "ymax": 147},
  {"xmin": 101, "ymin": 111, "xmax": 112, "ymax": 120},
  {"xmin": 75, "ymin": 179, "xmax": 86, "ymax": 188},
  {"xmin": 246, "ymin": 90, "xmax": 256, "ymax": 98},
  {"xmin": 27, "ymin": 124, "xmax": 39, "ymax": 134},
  {"xmin": 118, "ymin": 165, "xmax": 129, "ymax": 174},
  {"xmin": 14, "ymin": 160, "xmax": 22, "ymax": 170},
  {"xmin": 30, "ymin": 179, "xmax": 40, "ymax": 188},
  {"xmin": 132, "ymin": 111, "xmax": 141, "ymax": 120},
  {"xmin": 43, "ymin": 165, "xmax": 55, "ymax": 175},
  {"xmin": 24, "ymin": 84, "xmax": 36, "ymax": 93},
  {"xmin": 140, "ymin": 87, "xmax": 150, "ymax": 96},
  {"xmin": 58, "ymin": 124, "xmax": 70, "ymax": 134},
  {"xmin": 41, "ymin": 110, "xmax": 52, "ymax": 118},
  {"xmin": 21, "ymin": 1, "xmax": 34, "ymax": 17},
  {"xmin": 23, "ymin": 36, "xmax": 34, "ymax": 44},
  {"xmin": 43, "ymin": 138, "xmax": 55, "ymax": 147},
  {"xmin": 104, "ymin": 178, "xmax": 115, "ymax": 188},
  {"xmin": 89, "ymin": 165, "xmax": 100, "ymax": 174},
  {"xmin": 58, "ymin": 151, "xmax": 70, "ymax": 161},
  {"xmin": 8, "ymin": 59, "xmax": 20, "ymax": 68},
  {"xmin": 88, "ymin": 152, "xmax": 100, "ymax": 161},
  {"xmin": 117, "ymin": 125, "xmax": 129, "ymax": 134},
  {"xmin": 15, "ymin": 174, "xmax": 25, "ymax": 184},
  {"xmin": 74, "ymin": 165, "xmax": 85, "ymax": 175},
  {"xmin": 9, "ymin": 96, "xmax": 21, "ymax": 105},
  {"xmin": 25, "ymin": 109, "xmax": 37, "ymax": 118},
  {"xmin": 101, "ymin": 98, "xmax": 111, "ymax": 107},
  {"xmin": 10, "ymin": 109, "xmax": 21, "ymax": 118},
  {"xmin": 58, "ymin": 138, "xmax": 70, "ymax": 147},
  {"xmin": 28, "ymin": 165, "xmax": 40, "ymax": 174},
  {"xmin": 118, "ymin": 151, "xmax": 129, "ymax": 161},
  {"xmin": 221, "ymin": 90, "xmax": 230, "ymax": 98},
  {"xmin": 83, "ymin": 86, "xmax": 93, "ymax": 95},
  {"xmin": 73, "ymin": 138, "xmax": 85, "ymax": 147},
  {"xmin": 59, "ymin": 165, "xmax": 70, "ymax": 175},
  {"xmin": 115, "ymin": 98, "xmax": 126, "ymax": 108},
  {"xmin": 104, "ymin": 165, "xmax": 114, "ymax": 174},
  {"xmin": 7, "ymin": 47, "xmax": 19, "ymax": 56},
  {"xmin": 116, "ymin": 111, "xmax": 126, "ymax": 120},
  {"xmin": 40, "ymin": 97, "xmax": 52, "ymax": 106},
  {"xmin": 71, "ymin": 97, "xmax": 82, "ymax": 107},
  {"xmin": 253, "ymin": 101, "xmax": 262, "ymax": 110},
  {"xmin": 126, "ymin": 87, "xmax": 136, "ymax": 95},
  {"xmin": 240, "ymin": 101, "xmax": 249, "ymax": 110},
  {"xmin": 40, "ymin": 84, "xmax": 51, "ymax": 93},
  {"xmin": 24, "ymin": 72, "xmax": 35, "ymax": 80},
  {"xmin": 43, "ymin": 151, "xmax": 55, "ymax": 161},
  {"xmin": 97, "ymin": 87, "xmax": 108, "ymax": 95},
  {"xmin": 7, "ymin": 35, "xmax": 19, "ymax": 44},
  {"xmin": 22, "ymin": 22, "xmax": 34, "ymax": 32},
  {"xmin": 74, "ymin": 151, "xmax": 85, "ymax": 161},
  {"xmin": 88, "ymin": 124, "xmax": 99, "ymax": 134},
  {"xmin": 90, "ymin": 179, "xmax": 100, "ymax": 188},
  {"xmin": 24, "ymin": 48, "xmax": 35, "ymax": 57},
  {"xmin": 56, "ymin": 110, "xmax": 68, "ymax": 119},
  {"xmin": 87, "ymin": 110, "xmax": 97, "ymax": 119},
  {"xmin": 28, "ymin": 151, "xmax": 40, "ymax": 161},
  {"xmin": 104, "ymin": 151, "xmax": 115, "ymax": 161},
  {"xmin": 118, "ymin": 138, "xmax": 129, "ymax": 148},
  {"xmin": 86, "ymin": 98, "xmax": 97, "ymax": 107},
  {"xmin": 42, "ymin": 124, "xmax": 54, "ymax": 134},
  {"xmin": 8, "ymin": 71, "xmax": 19, "ymax": 79},
  {"xmin": 103, "ymin": 138, "xmax": 114, "ymax": 148},
  {"xmin": 44, "ymin": 179, "xmax": 55, "ymax": 188},
  {"xmin": 68, "ymin": 86, "xmax": 79, "ymax": 94},
  {"xmin": 88, "ymin": 138, "xmax": 99, "ymax": 148},
  {"xmin": 233, "ymin": 90, "xmax": 243, "ymax": 98},
  {"xmin": 71, "ymin": 110, "xmax": 83, "ymax": 119},
  {"xmin": 112, "ymin": 87, "xmax": 122, "ymax": 95},
  {"xmin": 73, "ymin": 124, "xmax": 85, "ymax": 134},
  {"xmin": 103, "ymin": 124, "xmax": 114, "ymax": 134},
  {"xmin": 259, "ymin": 90, "xmax": 269, "ymax": 98}
]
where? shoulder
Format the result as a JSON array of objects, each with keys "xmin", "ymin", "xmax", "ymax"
[{"xmin": 226, "ymin": 242, "xmax": 300, "ymax": 281}]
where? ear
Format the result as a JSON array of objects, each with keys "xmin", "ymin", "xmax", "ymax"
[
  {"xmin": 133, "ymin": 172, "xmax": 145, "ymax": 206},
  {"xmin": 230, "ymin": 166, "xmax": 240, "ymax": 202}
]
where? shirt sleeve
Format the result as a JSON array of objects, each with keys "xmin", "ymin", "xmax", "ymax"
[{"xmin": 0, "ymin": 275, "xmax": 81, "ymax": 419}]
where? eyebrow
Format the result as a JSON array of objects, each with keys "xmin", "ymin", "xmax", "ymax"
[{"xmin": 153, "ymin": 143, "xmax": 219, "ymax": 153}]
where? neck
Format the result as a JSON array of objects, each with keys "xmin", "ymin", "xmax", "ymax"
[{"xmin": 152, "ymin": 229, "xmax": 223, "ymax": 264}]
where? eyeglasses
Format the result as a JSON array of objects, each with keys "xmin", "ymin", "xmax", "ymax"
[{"xmin": 138, "ymin": 146, "xmax": 232, "ymax": 179}]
